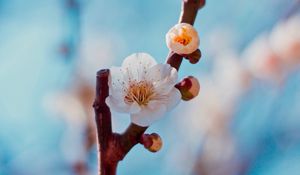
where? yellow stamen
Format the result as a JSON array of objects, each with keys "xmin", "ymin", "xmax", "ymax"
[
  {"xmin": 124, "ymin": 81, "xmax": 155, "ymax": 106},
  {"xmin": 173, "ymin": 26, "xmax": 192, "ymax": 46}
]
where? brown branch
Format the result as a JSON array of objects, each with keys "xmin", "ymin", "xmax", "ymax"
[
  {"xmin": 93, "ymin": 69, "xmax": 115, "ymax": 175},
  {"xmin": 93, "ymin": 1, "xmax": 205, "ymax": 175}
]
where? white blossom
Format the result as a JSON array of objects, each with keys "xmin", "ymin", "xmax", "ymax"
[
  {"xmin": 106, "ymin": 53, "xmax": 181, "ymax": 127},
  {"xmin": 270, "ymin": 15, "xmax": 300, "ymax": 66},
  {"xmin": 242, "ymin": 34, "xmax": 284, "ymax": 82}
]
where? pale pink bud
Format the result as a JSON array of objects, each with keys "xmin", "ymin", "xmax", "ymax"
[{"xmin": 166, "ymin": 23, "xmax": 200, "ymax": 55}]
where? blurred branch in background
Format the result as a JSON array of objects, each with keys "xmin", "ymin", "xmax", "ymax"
[
  {"xmin": 59, "ymin": 0, "xmax": 81, "ymax": 62},
  {"xmin": 44, "ymin": 0, "xmax": 125, "ymax": 174},
  {"xmin": 46, "ymin": 0, "xmax": 92, "ymax": 174},
  {"xmin": 44, "ymin": 81, "xmax": 94, "ymax": 175}
]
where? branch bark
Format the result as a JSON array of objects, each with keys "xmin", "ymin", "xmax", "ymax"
[{"xmin": 93, "ymin": 1, "xmax": 205, "ymax": 175}]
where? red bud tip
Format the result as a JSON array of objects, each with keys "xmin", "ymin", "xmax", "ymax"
[{"xmin": 176, "ymin": 76, "xmax": 200, "ymax": 101}]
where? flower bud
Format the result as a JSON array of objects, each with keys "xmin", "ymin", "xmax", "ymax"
[
  {"xmin": 166, "ymin": 23, "xmax": 200, "ymax": 55},
  {"xmin": 175, "ymin": 76, "xmax": 200, "ymax": 101},
  {"xmin": 140, "ymin": 133, "xmax": 163, "ymax": 152}
]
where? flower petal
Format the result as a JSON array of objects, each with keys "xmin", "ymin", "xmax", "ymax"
[
  {"xmin": 106, "ymin": 96, "xmax": 141, "ymax": 113},
  {"xmin": 129, "ymin": 102, "xmax": 142, "ymax": 114},
  {"xmin": 109, "ymin": 66, "xmax": 127, "ymax": 92},
  {"xmin": 130, "ymin": 103, "xmax": 167, "ymax": 127},
  {"xmin": 165, "ymin": 88, "xmax": 181, "ymax": 111},
  {"xmin": 122, "ymin": 53, "xmax": 157, "ymax": 82},
  {"xmin": 146, "ymin": 64, "xmax": 178, "ymax": 94},
  {"xmin": 146, "ymin": 63, "xmax": 177, "ymax": 82},
  {"xmin": 153, "ymin": 79, "xmax": 177, "ymax": 97}
]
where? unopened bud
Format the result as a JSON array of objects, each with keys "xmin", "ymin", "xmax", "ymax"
[
  {"xmin": 140, "ymin": 133, "xmax": 163, "ymax": 152},
  {"xmin": 175, "ymin": 76, "xmax": 200, "ymax": 101},
  {"xmin": 183, "ymin": 49, "xmax": 201, "ymax": 64}
]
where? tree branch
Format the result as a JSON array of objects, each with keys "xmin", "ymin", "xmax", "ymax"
[
  {"xmin": 93, "ymin": 69, "xmax": 115, "ymax": 175},
  {"xmin": 93, "ymin": 1, "xmax": 205, "ymax": 174}
]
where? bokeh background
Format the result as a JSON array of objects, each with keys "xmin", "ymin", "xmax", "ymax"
[{"xmin": 1, "ymin": 0, "xmax": 300, "ymax": 174}]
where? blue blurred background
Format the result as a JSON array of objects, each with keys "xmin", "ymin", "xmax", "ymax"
[{"xmin": 1, "ymin": 0, "xmax": 300, "ymax": 174}]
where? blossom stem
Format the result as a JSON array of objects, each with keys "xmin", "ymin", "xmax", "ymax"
[{"xmin": 93, "ymin": 1, "xmax": 205, "ymax": 174}]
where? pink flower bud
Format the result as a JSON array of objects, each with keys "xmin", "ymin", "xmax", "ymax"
[
  {"xmin": 140, "ymin": 133, "xmax": 163, "ymax": 152},
  {"xmin": 175, "ymin": 76, "xmax": 200, "ymax": 101}
]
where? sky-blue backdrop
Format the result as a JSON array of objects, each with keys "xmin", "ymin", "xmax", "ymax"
[{"xmin": 0, "ymin": 0, "xmax": 299, "ymax": 175}]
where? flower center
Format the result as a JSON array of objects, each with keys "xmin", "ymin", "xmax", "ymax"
[
  {"xmin": 173, "ymin": 26, "xmax": 192, "ymax": 46},
  {"xmin": 124, "ymin": 81, "xmax": 155, "ymax": 106}
]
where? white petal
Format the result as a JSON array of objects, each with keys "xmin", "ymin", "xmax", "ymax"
[
  {"xmin": 128, "ymin": 102, "xmax": 142, "ymax": 114},
  {"xmin": 106, "ymin": 96, "xmax": 128, "ymax": 113},
  {"xmin": 146, "ymin": 63, "xmax": 177, "ymax": 82},
  {"xmin": 109, "ymin": 66, "xmax": 127, "ymax": 91},
  {"xmin": 106, "ymin": 96, "xmax": 141, "ymax": 114},
  {"xmin": 107, "ymin": 67, "xmax": 128, "ymax": 107},
  {"xmin": 146, "ymin": 64, "xmax": 178, "ymax": 94},
  {"xmin": 130, "ymin": 103, "xmax": 167, "ymax": 127},
  {"xmin": 121, "ymin": 53, "xmax": 157, "ymax": 82},
  {"xmin": 153, "ymin": 79, "xmax": 176, "ymax": 96},
  {"xmin": 165, "ymin": 88, "xmax": 181, "ymax": 111}
]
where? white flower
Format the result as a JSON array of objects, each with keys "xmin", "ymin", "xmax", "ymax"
[
  {"xmin": 106, "ymin": 53, "xmax": 181, "ymax": 127},
  {"xmin": 242, "ymin": 35, "xmax": 284, "ymax": 82},
  {"xmin": 166, "ymin": 23, "xmax": 200, "ymax": 55},
  {"xmin": 270, "ymin": 15, "xmax": 300, "ymax": 66}
]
